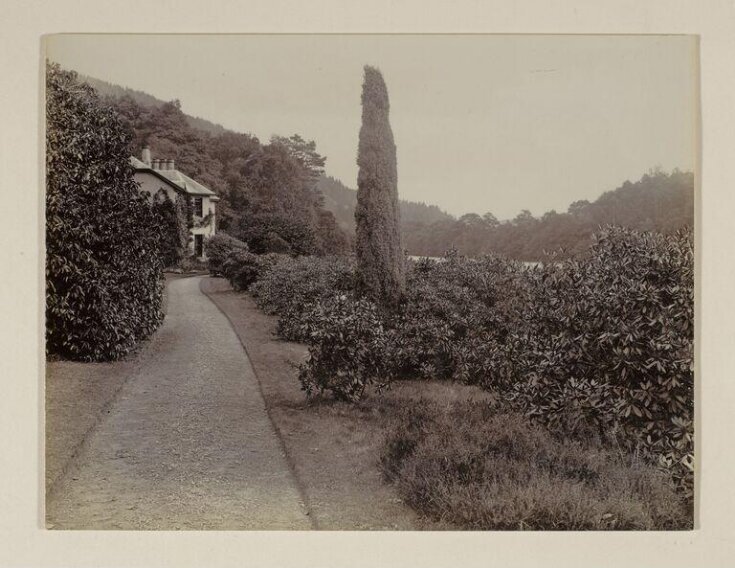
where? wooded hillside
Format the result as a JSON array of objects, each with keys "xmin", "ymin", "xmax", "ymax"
[
  {"xmin": 95, "ymin": 81, "xmax": 350, "ymax": 256},
  {"xmin": 320, "ymin": 170, "xmax": 694, "ymax": 261},
  {"xmin": 84, "ymin": 72, "xmax": 694, "ymax": 262},
  {"xmin": 80, "ymin": 74, "xmax": 228, "ymax": 135},
  {"xmin": 402, "ymin": 170, "xmax": 694, "ymax": 260},
  {"xmin": 317, "ymin": 175, "xmax": 454, "ymax": 234}
]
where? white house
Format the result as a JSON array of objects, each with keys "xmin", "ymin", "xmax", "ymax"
[{"xmin": 130, "ymin": 148, "xmax": 219, "ymax": 258}]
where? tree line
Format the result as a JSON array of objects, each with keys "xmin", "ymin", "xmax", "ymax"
[
  {"xmin": 97, "ymin": 72, "xmax": 693, "ymax": 262},
  {"xmin": 317, "ymin": 175, "xmax": 453, "ymax": 234},
  {"xmin": 88, "ymin": 67, "xmax": 696, "ymax": 266},
  {"xmin": 400, "ymin": 169, "xmax": 693, "ymax": 260},
  {"xmin": 318, "ymin": 170, "xmax": 693, "ymax": 261}
]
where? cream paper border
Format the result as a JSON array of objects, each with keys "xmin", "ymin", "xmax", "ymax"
[{"xmin": 1, "ymin": 1, "xmax": 733, "ymax": 566}]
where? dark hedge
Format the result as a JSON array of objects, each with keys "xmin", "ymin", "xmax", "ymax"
[{"xmin": 46, "ymin": 63, "xmax": 165, "ymax": 361}]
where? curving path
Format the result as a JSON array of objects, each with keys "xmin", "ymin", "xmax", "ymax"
[{"xmin": 46, "ymin": 276, "xmax": 312, "ymax": 530}]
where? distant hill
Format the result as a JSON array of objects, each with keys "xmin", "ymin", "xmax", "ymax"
[
  {"xmin": 401, "ymin": 169, "xmax": 694, "ymax": 260},
  {"xmin": 79, "ymin": 74, "xmax": 228, "ymax": 136},
  {"xmin": 77, "ymin": 72, "xmax": 693, "ymax": 261},
  {"xmin": 317, "ymin": 175, "xmax": 454, "ymax": 234}
]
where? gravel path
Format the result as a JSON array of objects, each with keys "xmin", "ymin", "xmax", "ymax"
[{"xmin": 46, "ymin": 276, "xmax": 312, "ymax": 530}]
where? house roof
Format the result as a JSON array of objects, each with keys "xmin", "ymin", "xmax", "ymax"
[{"xmin": 130, "ymin": 156, "xmax": 219, "ymax": 201}]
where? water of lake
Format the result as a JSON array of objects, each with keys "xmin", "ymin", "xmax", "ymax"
[{"xmin": 408, "ymin": 255, "xmax": 544, "ymax": 269}]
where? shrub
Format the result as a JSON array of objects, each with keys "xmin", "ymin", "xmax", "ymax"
[
  {"xmin": 245, "ymin": 227, "xmax": 694, "ymax": 497},
  {"xmin": 297, "ymin": 295, "xmax": 388, "ymax": 401},
  {"xmin": 503, "ymin": 227, "xmax": 694, "ymax": 495},
  {"xmin": 234, "ymin": 208, "xmax": 317, "ymax": 256},
  {"xmin": 380, "ymin": 399, "xmax": 691, "ymax": 530},
  {"xmin": 262, "ymin": 230, "xmax": 293, "ymax": 254},
  {"xmin": 220, "ymin": 249, "xmax": 262, "ymax": 291},
  {"xmin": 386, "ymin": 252, "xmax": 531, "ymax": 384},
  {"xmin": 178, "ymin": 255, "xmax": 208, "ymax": 273},
  {"xmin": 205, "ymin": 233, "xmax": 248, "ymax": 276},
  {"xmin": 249, "ymin": 255, "xmax": 354, "ymax": 317},
  {"xmin": 46, "ymin": 63, "xmax": 164, "ymax": 361}
]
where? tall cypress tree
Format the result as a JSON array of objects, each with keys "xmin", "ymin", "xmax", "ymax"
[{"xmin": 355, "ymin": 65, "xmax": 405, "ymax": 307}]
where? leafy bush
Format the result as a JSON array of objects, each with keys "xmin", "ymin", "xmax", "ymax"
[
  {"xmin": 503, "ymin": 227, "xmax": 694, "ymax": 495},
  {"xmin": 386, "ymin": 252, "xmax": 532, "ymax": 384},
  {"xmin": 249, "ymin": 255, "xmax": 354, "ymax": 318},
  {"xmin": 205, "ymin": 233, "xmax": 249, "ymax": 276},
  {"xmin": 178, "ymin": 255, "xmax": 208, "ymax": 273},
  {"xmin": 46, "ymin": 63, "xmax": 165, "ymax": 361},
  {"xmin": 380, "ymin": 399, "xmax": 691, "ymax": 530},
  {"xmin": 235, "ymin": 226, "xmax": 694, "ymax": 497},
  {"xmin": 220, "ymin": 249, "xmax": 262, "ymax": 291},
  {"xmin": 233, "ymin": 205, "xmax": 317, "ymax": 256},
  {"xmin": 297, "ymin": 295, "xmax": 388, "ymax": 401}
]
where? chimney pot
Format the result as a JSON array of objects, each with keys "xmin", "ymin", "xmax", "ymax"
[
  {"xmin": 142, "ymin": 147, "xmax": 151, "ymax": 166},
  {"xmin": 169, "ymin": 159, "xmax": 175, "ymax": 171}
]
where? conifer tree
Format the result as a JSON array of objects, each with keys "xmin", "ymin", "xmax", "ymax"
[{"xmin": 355, "ymin": 65, "xmax": 405, "ymax": 307}]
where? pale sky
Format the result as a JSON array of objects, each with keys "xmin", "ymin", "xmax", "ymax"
[{"xmin": 45, "ymin": 34, "xmax": 697, "ymax": 219}]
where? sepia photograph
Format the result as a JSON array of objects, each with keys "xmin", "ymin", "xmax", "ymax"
[{"xmin": 43, "ymin": 33, "xmax": 696, "ymax": 531}]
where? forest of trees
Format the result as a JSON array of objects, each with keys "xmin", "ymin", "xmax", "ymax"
[
  {"xmin": 91, "ymin": 72, "xmax": 693, "ymax": 262},
  {"xmin": 401, "ymin": 169, "xmax": 694, "ymax": 260},
  {"xmin": 317, "ymin": 175, "xmax": 453, "ymax": 234},
  {"xmin": 80, "ymin": 74, "xmax": 228, "ymax": 135},
  {"xmin": 101, "ymin": 84, "xmax": 350, "ymax": 257},
  {"xmin": 319, "ymin": 170, "xmax": 694, "ymax": 261}
]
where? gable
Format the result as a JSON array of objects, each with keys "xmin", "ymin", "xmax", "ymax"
[{"xmin": 129, "ymin": 156, "xmax": 217, "ymax": 198}]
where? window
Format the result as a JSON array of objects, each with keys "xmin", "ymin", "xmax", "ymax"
[
  {"xmin": 193, "ymin": 197, "xmax": 203, "ymax": 217},
  {"xmin": 195, "ymin": 235, "xmax": 204, "ymax": 258}
]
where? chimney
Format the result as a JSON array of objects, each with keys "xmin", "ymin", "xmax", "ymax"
[
  {"xmin": 141, "ymin": 147, "xmax": 151, "ymax": 166},
  {"xmin": 168, "ymin": 159, "xmax": 175, "ymax": 171},
  {"xmin": 151, "ymin": 159, "xmax": 159, "ymax": 169}
]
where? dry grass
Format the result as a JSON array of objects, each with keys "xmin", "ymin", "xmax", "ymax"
[{"xmin": 379, "ymin": 399, "xmax": 692, "ymax": 530}]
